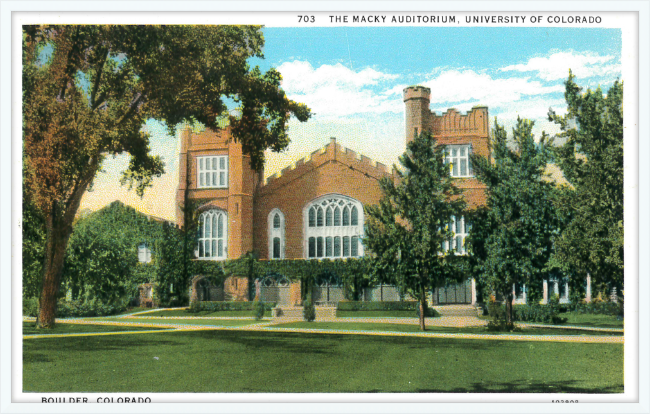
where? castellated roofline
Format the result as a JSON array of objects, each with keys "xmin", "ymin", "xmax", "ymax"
[
  {"xmin": 261, "ymin": 138, "xmax": 396, "ymax": 191},
  {"xmin": 403, "ymin": 85, "xmax": 431, "ymax": 101}
]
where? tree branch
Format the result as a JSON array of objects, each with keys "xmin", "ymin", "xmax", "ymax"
[{"xmin": 90, "ymin": 47, "xmax": 110, "ymax": 110}]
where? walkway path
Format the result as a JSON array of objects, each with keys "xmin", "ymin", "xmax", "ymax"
[{"xmin": 22, "ymin": 316, "xmax": 623, "ymax": 344}]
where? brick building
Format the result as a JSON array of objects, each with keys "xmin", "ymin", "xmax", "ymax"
[{"xmin": 177, "ymin": 86, "xmax": 491, "ymax": 305}]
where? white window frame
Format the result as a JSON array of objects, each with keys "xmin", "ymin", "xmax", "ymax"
[
  {"xmin": 268, "ymin": 209, "xmax": 285, "ymax": 260},
  {"xmin": 137, "ymin": 243, "xmax": 152, "ymax": 263},
  {"xmin": 197, "ymin": 155, "xmax": 228, "ymax": 189},
  {"xmin": 445, "ymin": 145, "xmax": 473, "ymax": 178},
  {"xmin": 442, "ymin": 215, "xmax": 470, "ymax": 255},
  {"xmin": 303, "ymin": 195, "xmax": 364, "ymax": 259},
  {"xmin": 196, "ymin": 209, "xmax": 228, "ymax": 260}
]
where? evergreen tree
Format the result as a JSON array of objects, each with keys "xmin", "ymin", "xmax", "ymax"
[
  {"xmin": 364, "ymin": 132, "xmax": 467, "ymax": 331},
  {"xmin": 548, "ymin": 72, "xmax": 624, "ymax": 291},
  {"xmin": 468, "ymin": 119, "xmax": 558, "ymax": 326}
]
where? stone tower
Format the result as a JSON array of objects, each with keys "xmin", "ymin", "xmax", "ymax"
[{"xmin": 403, "ymin": 86, "xmax": 432, "ymax": 144}]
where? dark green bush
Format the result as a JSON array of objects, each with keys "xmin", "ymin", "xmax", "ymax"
[
  {"xmin": 188, "ymin": 301, "xmax": 276, "ymax": 313},
  {"xmin": 303, "ymin": 295, "xmax": 316, "ymax": 322},
  {"xmin": 24, "ymin": 298, "xmax": 130, "ymax": 318},
  {"xmin": 567, "ymin": 300, "xmax": 622, "ymax": 316},
  {"xmin": 337, "ymin": 301, "xmax": 419, "ymax": 312},
  {"xmin": 415, "ymin": 303, "xmax": 440, "ymax": 318},
  {"xmin": 253, "ymin": 300, "xmax": 266, "ymax": 320},
  {"xmin": 488, "ymin": 296, "xmax": 567, "ymax": 325},
  {"xmin": 23, "ymin": 297, "xmax": 39, "ymax": 317}
]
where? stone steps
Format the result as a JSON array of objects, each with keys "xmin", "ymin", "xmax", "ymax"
[
  {"xmin": 272, "ymin": 306, "xmax": 336, "ymax": 321},
  {"xmin": 434, "ymin": 305, "xmax": 478, "ymax": 317}
]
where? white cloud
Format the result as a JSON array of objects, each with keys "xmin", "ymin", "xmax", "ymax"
[
  {"xmin": 387, "ymin": 69, "xmax": 564, "ymax": 109},
  {"xmin": 278, "ymin": 61, "xmax": 402, "ymax": 118},
  {"xmin": 499, "ymin": 50, "xmax": 621, "ymax": 81}
]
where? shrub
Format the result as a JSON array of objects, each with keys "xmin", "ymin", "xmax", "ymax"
[
  {"xmin": 188, "ymin": 301, "xmax": 276, "ymax": 313},
  {"xmin": 567, "ymin": 300, "xmax": 622, "ymax": 316},
  {"xmin": 337, "ymin": 301, "xmax": 420, "ymax": 312},
  {"xmin": 23, "ymin": 297, "xmax": 40, "ymax": 317},
  {"xmin": 488, "ymin": 297, "xmax": 567, "ymax": 325},
  {"xmin": 24, "ymin": 298, "xmax": 131, "ymax": 318},
  {"xmin": 253, "ymin": 300, "xmax": 266, "ymax": 320},
  {"xmin": 303, "ymin": 295, "xmax": 316, "ymax": 322}
]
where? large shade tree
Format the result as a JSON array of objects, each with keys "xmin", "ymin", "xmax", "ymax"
[
  {"xmin": 364, "ymin": 131, "xmax": 468, "ymax": 331},
  {"xmin": 22, "ymin": 25, "xmax": 311, "ymax": 327},
  {"xmin": 468, "ymin": 118, "xmax": 558, "ymax": 326},
  {"xmin": 548, "ymin": 72, "xmax": 624, "ymax": 292}
]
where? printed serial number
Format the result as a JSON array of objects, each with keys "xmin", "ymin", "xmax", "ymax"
[
  {"xmin": 298, "ymin": 15, "xmax": 315, "ymax": 23},
  {"xmin": 552, "ymin": 400, "xmax": 579, "ymax": 403}
]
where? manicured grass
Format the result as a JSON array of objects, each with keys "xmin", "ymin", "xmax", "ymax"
[
  {"xmin": 272, "ymin": 322, "xmax": 624, "ymax": 336},
  {"xmin": 562, "ymin": 313, "xmax": 623, "ymax": 328},
  {"xmin": 95, "ymin": 317, "xmax": 262, "ymax": 327},
  {"xmin": 23, "ymin": 329, "xmax": 623, "ymax": 393},
  {"xmin": 141, "ymin": 309, "xmax": 258, "ymax": 318},
  {"xmin": 22, "ymin": 322, "xmax": 167, "ymax": 336}
]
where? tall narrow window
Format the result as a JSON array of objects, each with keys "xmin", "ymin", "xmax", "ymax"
[
  {"xmin": 197, "ymin": 156, "xmax": 228, "ymax": 188},
  {"xmin": 197, "ymin": 209, "xmax": 228, "ymax": 260},
  {"xmin": 138, "ymin": 243, "xmax": 152, "ymax": 263},
  {"xmin": 268, "ymin": 209, "xmax": 285, "ymax": 260},
  {"xmin": 442, "ymin": 215, "xmax": 469, "ymax": 255},
  {"xmin": 444, "ymin": 145, "xmax": 472, "ymax": 178},
  {"xmin": 304, "ymin": 195, "xmax": 364, "ymax": 259}
]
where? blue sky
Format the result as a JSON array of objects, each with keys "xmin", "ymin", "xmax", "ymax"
[{"xmin": 79, "ymin": 27, "xmax": 622, "ymax": 221}]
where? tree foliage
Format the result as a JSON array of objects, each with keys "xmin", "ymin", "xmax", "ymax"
[
  {"xmin": 62, "ymin": 201, "xmax": 161, "ymax": 303},
  {"xmin": 22, "ymin": 25, "xmax": 310, "ymax": 327},
  {"xmin": 468, "ymin": 118, "xmax": 559, "ymax": 325},
  {"xmin": 363, "ymin": 132, "xmax": 467, "ymax": 330},
  {"xmin": 548, "ymin": 72, "xmax": 624, "ymax": 289}
]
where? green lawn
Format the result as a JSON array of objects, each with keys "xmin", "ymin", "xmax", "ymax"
[
  {"xmin": 272, "ymin": 322, "xmax": 624, "ymax": 336},
  {"xmin": 22, "ymin": 322, "xmax": 167, "ymax": 335},
  {"xmin": 95, "ymin": 317, "xmax": 262, "ymax": 327},
  {"xmin": 141, "ymin": 309, "xmax": 259, "ymax": 318},
  {"xmin": 562, "ymin": 313, "xmax": 623, "ymax": 328},
  {"xmin": 23, "ymin": 330, "xmax": 623, "ymax": 393}
]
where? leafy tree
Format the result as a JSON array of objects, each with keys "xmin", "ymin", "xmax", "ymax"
[
  {"xmin": 22, "ymin": 25, "xmax": 311, "ymax": 327},
  {"xmin": 154, "ymin": 221, "xmax": 192, "ymax": 307},
  {"xmin": 22, "ymin": 188, "xmax": 46, "ymax": 299},
  {"xmin": 62, "ymin": 201, "xmax": 160, "ymax": 304},
  {"xmin": 364, "ymin": 132, "xmax": 467, "ymax": 330},
  {"xmin": 548, "ymin": 72, "xmax": 624, "ymax": 291},
  {"xmin": 468, "ymin": 119, "xmax": 558, "ymax": 326}
]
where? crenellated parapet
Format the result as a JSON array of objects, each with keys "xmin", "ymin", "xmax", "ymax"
[
  {"xmin": 259, "ymin": 138, "xmax": 396, "ymax": 195},
  {"xmin": 430, "ymin": 106, "xmax": 489, "ymax": 137}
]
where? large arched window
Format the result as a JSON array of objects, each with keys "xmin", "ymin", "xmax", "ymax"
[
  {"xmin": 304, "ymin": 195, "xmax": 364, "ymax": 259},
  {"xmin": 197, "ymin": 209, "xmax": 228, "ymax": 260},
  {"xmin": 268, "ymin": 209, "xmax": 285, "ymax": 259}
]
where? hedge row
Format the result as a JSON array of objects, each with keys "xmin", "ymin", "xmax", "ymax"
[
  {"xmin": 188, "ymin": 301, "xmax": 276, "ymax": 313},
  {"xmin": 22, "ymin": 298, "xmax": 129, "ymax": 318},
  {"xmin": 337, "ymin": 301, "xmax": 419, "ymax": 311},
  {"xmin": 487, "ymin": 302, "xmax": 565, "ymax": 324},
  {"xmin": 567, "ymin": 300, "xmax": 622, "ymax": 316}
]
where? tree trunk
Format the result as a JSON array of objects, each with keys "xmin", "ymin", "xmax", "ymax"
[
  {"xmin": 419, "ymin": 286, "xmax": 426, "ymax": 331},
  {"xmin": 37, "ymin": 213, "xmax": 73, "ymax": 328},
  {"xmin": 505, "ymin": 292, "xmax": 514, "ymax": 326}
]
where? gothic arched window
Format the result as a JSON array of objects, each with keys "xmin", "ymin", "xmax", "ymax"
[
  {"xmin": 303, "ymin": 195, "xmax": 364, "ymax": 259},
  {"xmin": 268, "ymin": 209, "xmax": 285, "ymax": 259},
  {"xmin": 197, "ymin": 209, "xmax": 228, "ymax": 260}
]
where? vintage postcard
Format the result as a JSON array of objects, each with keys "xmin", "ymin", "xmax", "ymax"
[{"xmin": 5, "ymin": 3, "xmax": 647, "ymax": 413}]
